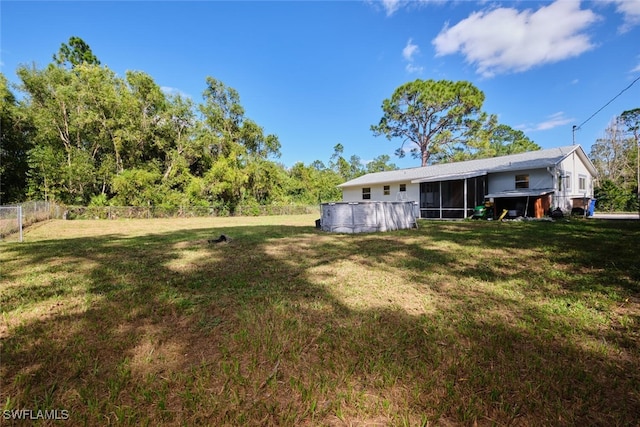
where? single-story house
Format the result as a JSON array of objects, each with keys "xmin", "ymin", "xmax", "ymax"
[{"xmin": 338, "ymin": 145, "xmax": 597, "ymax": 219}]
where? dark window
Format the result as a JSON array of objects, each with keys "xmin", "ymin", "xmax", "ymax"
[
  {"xmin": 421, "ymin": 182, "xmax": 440, "ymax": 208},
  {"xmin": 558, "ymin": 172, "xmax": 563, "ymax": 191},
  {"xmin": 442, "ymin": 180, "xmax": 464, "ymax": 208},
  {"xmin": 515, "ymin": 175, "xmax": 529, "ymax": 189},
  {"xmin": 383, "ymin": 185, "xmax": 390, "ymax": 195},
  {"xmin": 467, "ymin": 176, "xmax": 487, "ymax": 208},
  {"xmin": 362, "ymin": 188, "xmax": 371, "ymax": 200},
  {"xmin": 399, "ymin": 184, "xmax": 406, "ymax": 192}
]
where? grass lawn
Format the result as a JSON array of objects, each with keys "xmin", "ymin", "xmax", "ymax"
[{"xmin": 1, "ymin": 215, "xmax": 639, "ymax": 425}]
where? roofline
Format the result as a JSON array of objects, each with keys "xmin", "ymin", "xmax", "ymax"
[
  {"xmin": 568, "ymin": 145, "xmax": 598, "ymax": 176},
  {"xmin": 546, "ymin": 145, "xmax": 598, "ymax": 177},
  {"xmin": 338, "ymin": 145, "xmax": 597, "ymax": 188},
  {"xmin": 337, "ymin": 174, "xmax": 421, "ymax": 188},
  {"xmin": 411, "ymin": 171, "xmax": 488, "ymax": 184}
]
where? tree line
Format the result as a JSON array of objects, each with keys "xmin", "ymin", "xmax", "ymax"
[
  {"xmin": 0, "ymin": 38, "xmax": 399, "ymax": 210},
  {"xmin": 589, "ymin": 109, "xmax": 640, "ymax": 213},
  {"xmin": 2, "ymin": 36, "xmax": 549, "ymax": 211}
]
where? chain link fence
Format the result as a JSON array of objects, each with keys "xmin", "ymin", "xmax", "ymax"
[
  {"xmin": 0, "ymin": 201, "xmax": 58, "ymax": 240},
  {"xmin": 0, "ymin": 206, "xmax": 21, "ymax": 240},
  {"xmin": 1, "ymin": 201, "xmax": 319, "ymax": 240},
  {"xmin": 0, "ymin": 201, "xmax": 320, "ymax": 240},
  {"xmin": 61, "ymin": 204, "xmax": 320, "ymax": 219}
]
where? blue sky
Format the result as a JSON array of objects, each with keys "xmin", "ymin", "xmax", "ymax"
[{"xmin": 2, "ymin": 0, "xmax": 639, "ymax": 170}]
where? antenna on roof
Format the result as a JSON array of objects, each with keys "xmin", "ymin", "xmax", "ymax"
[{"xmin": 572, "ymin": 125, "xmax": 577, "ymax": 145}]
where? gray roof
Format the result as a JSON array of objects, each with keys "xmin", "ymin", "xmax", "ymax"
[{"xmin": 338, "ymin": 145, "xmax": 596, "ymax": 188}]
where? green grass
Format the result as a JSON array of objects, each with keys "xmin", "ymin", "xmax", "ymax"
[{"xmin": 1, "ymin": 215, "xmax": 639, "ymax": 425}]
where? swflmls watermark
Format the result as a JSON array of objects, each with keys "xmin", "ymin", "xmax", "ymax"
[{"xmin": 3, "ymin": 409, "xmax": 70, "ymax": 421}]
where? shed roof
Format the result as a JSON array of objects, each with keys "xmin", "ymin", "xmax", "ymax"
[
  {"xmin": 486, "ymin": 188, "xmax": 555, "ymax": 198},
  {"xmin": 338, "ymin": 145, "xmax": 596, "ymax": 188}
]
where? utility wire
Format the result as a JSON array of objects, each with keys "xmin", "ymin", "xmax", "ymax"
[{"xmin": 575, "ymin": 74, "xmax": 640, "ymax": 130}]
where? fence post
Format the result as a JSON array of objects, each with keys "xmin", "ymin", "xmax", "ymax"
[{"xmin": 18, "ymin": 205, "xmax": 23, "ymax": 243}]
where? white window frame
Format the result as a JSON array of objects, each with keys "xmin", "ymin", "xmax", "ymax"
[
  {"xmin": 578, "ymin": 175, "xmax": 586, "ymax": 191},
  {"xmin": 362, "ymin": 188, "xmax": 371, "ymax": 200}
]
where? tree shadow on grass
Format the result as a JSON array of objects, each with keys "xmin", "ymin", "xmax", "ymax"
[
  {"xmin": 1, "ymin": 221, "xmax": 639, "ymax": 425},
  {"xmin": 424, "ymin": 219, "xmax": 640, "ymax": 294}
]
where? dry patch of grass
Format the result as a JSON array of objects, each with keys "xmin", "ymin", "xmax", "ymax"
[{"xmin": 1, "ymin": 215, "xmax": 639, "ymax": 425}]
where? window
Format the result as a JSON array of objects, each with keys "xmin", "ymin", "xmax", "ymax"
[
  {"xmin": 558, "ymin": 172, "xmax": 563, "ymax": 191},
  {"xmin": 515, "ymin": 174, "xmax": 529, "ymax": 189},
  {"xmin": 362, "ymin": 188, "xmax": 371, "ymax": 200},
  {"xmin": 558, "ymin": 172, "xmax": 571, "ymax": 191},
  {"xmin": 579, "ymin": 175, "xmax": 587, "ymax": 191},
  {"xmin": 383, "ymin": 185, "xmax": 390, "ymax": 196},
  {"xmin": 399, "ymin": 184, "xmax": 406, "ymax": 192},
  {"xmin": 421, "ymin": 182, "xmax": 440, "ymax": 208},
  {"xmin": 442, "ymin": 180, "xmax": 464, "ymax": 208}
]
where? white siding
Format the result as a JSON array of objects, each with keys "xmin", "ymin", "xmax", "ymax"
[
  {"xmin": 341, "ymin": 187, "xmax": 361, "ymax": 201},
  {"xmin": 487, "ymin": 169, "xmax": 553, "ymax": 194},
  {"xmin": 338, "ymin": 146, "xmax": 597, "ymax": 217},
  {"xmin": 342, "ymin": 182, "xmax": 419, "ymax": 203},
  {"xmin": 560, "ymin": 152, "xmax": 594, "ymax": 196},
  {"xmin": 556, "ymin": 152, "xmax": 595, "ymax": 211}
]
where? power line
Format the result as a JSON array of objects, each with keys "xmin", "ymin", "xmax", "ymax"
[{"xmin": 574, "ymin": 74, "xmax": 640, "ymax": 131}]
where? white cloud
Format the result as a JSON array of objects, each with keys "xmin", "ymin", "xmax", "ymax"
[
  {"xmin": 626, "ymin": 54, "xmax": 640, "ymax": 73},
  {"xmin": 524, "ymin": 112, "xmax": 575, "ymax": 132},
  {"xmin": 402, "ymin": 38, "xmax": 423, "ymax": 73},
  {"xmin": 432, "ymin": 1, "xmax": 600, "ymax": 77},
  {"xmin": 382, "ymin": 0, "xmax": 401, "ymax": 16},
  {"xmin": 161, "ymin": 86, "xmax": 190, "ymax": 99},
  {"xmin": 606, "ymin": 0, "xmax": 640, "ymax": 32},
  {"xmin": 371, "ymin": 0, "xmax": 444, "ymax": 17},
  {"xmin": 406, "ymin": 63, "xmax": 424, "ymax": 73},
  {"xmin": 403, "ymin": 38, "xmax": 420, "ymax": 61}
]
